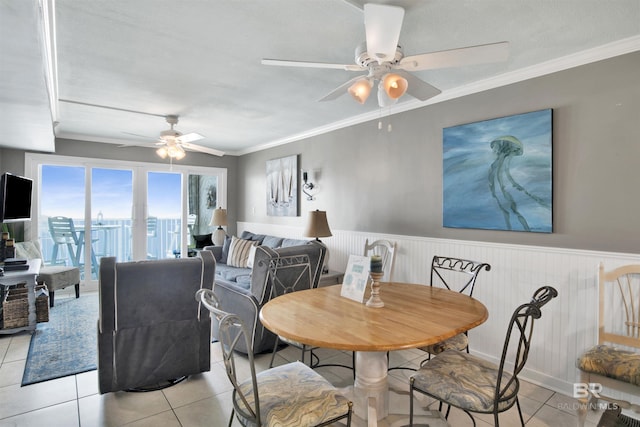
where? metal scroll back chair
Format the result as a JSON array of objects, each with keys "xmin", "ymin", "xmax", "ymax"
[
  {"xmin": 48, "ymin": 216, "xmax": 79, "ymax": 266},
  {"xmin": 409, "ymin": 286, "xmax": 558, "ymax": 427},
  {"xmin": 363, "ymin": 239, "xmax": 397, "ymax": 283},
  {"xmin": 418, "ymin": 255, "xmax": 491, "ymax": 364},
  {"xmin": 266, "ymin": 254, "xmax": 317, "ymax": 368},
  {"xmin": 197, "ymin": 289, "xmax": 353, "ymax": 427}
]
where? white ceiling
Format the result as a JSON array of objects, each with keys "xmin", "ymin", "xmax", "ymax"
[{"xmin": 2, "ymin": 0, "xmax": 639, "ymax": 157}]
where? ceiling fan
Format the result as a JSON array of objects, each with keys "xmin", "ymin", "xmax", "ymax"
[
  {"xmin": 146, "ymin": 115, "xmax": 225, "ymax": 159},
  {"xmin": 58, "ymin": 99, "xmax": 225, "ymax": 158},
  {"xmin": 262, "ymin": 3, "xmax": 509, "ymax": 107}
]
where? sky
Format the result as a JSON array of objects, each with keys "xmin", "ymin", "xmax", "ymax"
[{"xmin": 41, "ymin": 165, "xmax": 182, "ymax": 220}]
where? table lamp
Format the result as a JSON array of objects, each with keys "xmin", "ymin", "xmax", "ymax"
[
  {"xmin": 209, "ymin": 207, "xmax": 228, "ymax": 246},
  {"xmin": 304, "ymin": 209, "xmax": 332, "ymax": 273}
]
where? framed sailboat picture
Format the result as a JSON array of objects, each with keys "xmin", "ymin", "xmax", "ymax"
[{"xmin": 266, "ymin": 155, "xmax": 298, "ymax": 217}]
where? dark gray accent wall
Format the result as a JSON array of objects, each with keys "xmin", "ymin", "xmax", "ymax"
[{"xmin": 238, "ymin": 52, "xmax": 640, "ymax": 254}]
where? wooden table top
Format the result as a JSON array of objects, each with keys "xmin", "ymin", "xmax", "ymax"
[{"xmin": 260, "ymin": 282, "xmax": 488, "ymax": 352}]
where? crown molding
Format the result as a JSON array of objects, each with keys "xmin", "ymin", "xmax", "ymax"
[{"xmin": 236, "ymin": 35, "xmax": 640, "ymax": 156}]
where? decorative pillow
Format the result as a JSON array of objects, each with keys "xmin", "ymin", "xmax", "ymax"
[
  {"xmin": 246, "ymin": 244, "xmax": 258, "ymax": 269},
  {"xmin": 262, "ymin": 235, "xmax": 284, "ymax": 248},
  {"xmin": 227, "ymin": 236, "xmax": 258, "ymax": 268},
  {"xmin": 221, "ymin": 235, "xmax": 233, "ymax": 263},
  {"xmin": 281, "ymin": 238, "xmax": 309, "ymax": 248},
  {"xmin": 241, "ymin": 231, "xmax": 266, "ymax": 244},
  {"xmin": 192, "ymin": 233, "xmax": 213, "ymax": 249}
]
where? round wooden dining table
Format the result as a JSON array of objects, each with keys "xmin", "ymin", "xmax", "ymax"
[{"xmin": 260, "ymin": 282, "xmax": 489, "ymax": 424}]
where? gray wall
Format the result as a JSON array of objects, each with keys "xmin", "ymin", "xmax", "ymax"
[{"xmin": 238, "ymin": 52, "xmax": 640, "ymax": 254}]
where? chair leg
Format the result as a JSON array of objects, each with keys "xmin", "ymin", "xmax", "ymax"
[
  {"xmin": 269, "ymin": 337, "xmax": 280, "ymax": 368},
  {"xmin": 228, "ymin": 408, "xmax": 235, "ymax": 427},
  {"xmin": 49, "ymin": 291, "xmax": 55, "ymax": 307},
  {"xmin": 409, "ymin": 378, "xmax": 415, "ymax": 424},
  {"xmin": 75, "ymin": 283, "xmax": 80, "ymax": 298},
  {"xmin": 515, "ymin": 396, "xmax": 525, "ymax": 426}
]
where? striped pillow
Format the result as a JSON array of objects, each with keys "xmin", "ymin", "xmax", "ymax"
[{"xmin": 227, "ymin": 236, "xmax": 258, "ymax": 268}]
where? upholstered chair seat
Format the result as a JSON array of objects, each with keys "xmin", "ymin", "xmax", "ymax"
[
  {"xmin": 15, "ymin": 241, "xmax": 80, "ymax": 307},
  {"xmin": 198, "ymin": 289, "xmax": 352, "ymax": 427},
  {"xmin": 577, "ymin": 344, "xmax": 640, "ymax": 386},
  {"xmin": 419, "ymin": 333, "xmax": 468, "ymax": 356},
  {"xmin": 236, "ymin": 361, "xmax": 352, "ymax": 427},
  {"xmin": 409, "ymin": 286, "xmax": 558, "ymax": 426},
  {"xmin": 412, "ymin": 350, "xmax": 518, "ymax": 413}
]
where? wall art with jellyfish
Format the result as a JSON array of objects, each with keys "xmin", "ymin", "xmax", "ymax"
[{"xmin": 443, "ymin": 109, "xmax": 552, "ymax": 233}]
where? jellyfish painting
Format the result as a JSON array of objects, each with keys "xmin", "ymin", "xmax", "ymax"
[
  {"xmin": 443, "ymin": 109, "xmax": 552, "ymax": 233},
  {"xmin": 488, "ymin": 135, "xmax": 551, "ymax": 231}
]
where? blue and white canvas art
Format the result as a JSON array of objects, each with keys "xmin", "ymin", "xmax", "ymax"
[{"xmin": 443, "ymin": 109, "xmax": 553, "ymax": 232}]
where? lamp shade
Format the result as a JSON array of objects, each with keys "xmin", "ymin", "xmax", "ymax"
[
  {"xmin": 382, "ymin": 73, "xmax": 408, "ymax": 99},
  {"xmin": 209, "ymin": 208, "xmax": 228, "ymax": 227},
  {"xmin": 303, "ymin": 210, "xmax": 332, "ymax": 239},
  {"xmin": 348, "ymin": 79, "xmax": 373, "ymax": 104}
]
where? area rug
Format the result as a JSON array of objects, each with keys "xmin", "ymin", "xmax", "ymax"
[{"xmin": 22, "ymin": 293, "xmax": 98, "ymax": 386}]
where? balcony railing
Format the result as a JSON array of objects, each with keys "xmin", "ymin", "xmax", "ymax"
[{"xmin": 37, "ymin": 218, "xmax": 192, "ymax": 278}]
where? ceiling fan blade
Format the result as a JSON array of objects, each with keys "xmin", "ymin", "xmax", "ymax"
[
  {"xmin": 318, "ymin": 74, "xmax": 369, "ymax": 102},
  {"xmin": 180, "ymin": 142, "xmax": 225, "ymax": 157},
  {"xmin": 399, "ymin": 41, "xmax": 510, "ymax": 71},
  {"xmin": 262, "ymin": 58, "xmax": 363, "ymax": 71},
  {"xmin": 123, "ymin": 131, "xmax": 156, "ymax": 139},
  {"xmin": 395, "ymin": 70, "xmax": 441, "ymax": 101},
  {"xmin": 177, "ymin": 132, "xmax": 204, "ymax": 144},
  {"xmin": 364, "ymin": 3, "xmax": 404, "ymax": 63},
  {"xmin": 117, "ymin": 142, "xmax": 161, "ymax": 149}
]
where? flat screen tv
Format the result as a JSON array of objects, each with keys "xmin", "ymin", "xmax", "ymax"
[{"xmin": 0, "ymin": 173, "xmax": 33, "ymax": 223}]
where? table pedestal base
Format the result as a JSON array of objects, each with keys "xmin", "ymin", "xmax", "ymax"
[{"xmin": 353, "ymin": 351, "xmax": 389, "ymax": 421}]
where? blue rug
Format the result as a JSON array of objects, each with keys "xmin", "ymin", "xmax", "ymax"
[{"xmin": 22, "ymin": 293, "xmax": 98, "ymax": 386}]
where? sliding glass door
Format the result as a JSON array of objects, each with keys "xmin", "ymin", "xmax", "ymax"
[{"xmin": 26, "ymin": 154, "xmax": 226, "ymax": 284}]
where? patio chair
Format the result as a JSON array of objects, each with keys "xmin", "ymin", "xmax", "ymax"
[
  {"xmin": 48, "ymin": 216, "xmax": 99, "ymax": 276},
  {"xmin": 409, "ymin": 286, "xmax": 558, "ymax": 426},
  {"xmin": 197, "ymin": 288, "xmax": 353, "ymax": 427},
  {"xmin": 48, "ymin": 216, "xmax": 79, "ymax": 266}
]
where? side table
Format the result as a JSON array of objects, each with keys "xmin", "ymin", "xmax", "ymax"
[
  {"xmin": 318, "ymin": 270, "xmax": 344, "ymax": 287},
  {"xmin": 0, "ymin": 259, "xmax": 41, "ymax": 334}
]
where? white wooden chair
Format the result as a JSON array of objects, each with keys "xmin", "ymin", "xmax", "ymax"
[
  {"xmin": 363, "ymin": 239, "xmax": 397, "ymax": 282},
  {"xmin": 577, "ymin": 263, "xmax": 640, "ymax": 426}
]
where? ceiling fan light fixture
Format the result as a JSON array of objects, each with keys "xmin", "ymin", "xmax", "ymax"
[
  {"xmin": 156, "ymin": 146, "xmax": 168, "ymax": 159},
  {"xmin": 348, "ymin": 78, "xmax": 373, "ymax": 104},
  {"xmin": 383, "ymin": 73, "xmax": 408, "ymax": 99},
  {"xmin": 377, "ymin": 81, "xmax": 399, "ymax": 107}
]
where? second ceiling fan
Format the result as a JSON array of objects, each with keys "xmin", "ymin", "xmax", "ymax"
[{"xmin": 262, "ymin": 3, "xmax": 509, "ymax": 107}]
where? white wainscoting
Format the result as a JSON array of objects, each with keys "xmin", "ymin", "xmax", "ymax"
[{"xmin": 237, "ymin": 221, "xmax": 640, "ymax": 400}]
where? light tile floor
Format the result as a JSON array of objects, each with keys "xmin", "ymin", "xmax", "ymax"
[{"xmin": 0, "ymin": 291, "xmax": 603, "ymax": 427}]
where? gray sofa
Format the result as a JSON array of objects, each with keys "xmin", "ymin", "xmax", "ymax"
[
  {"xmin": 97, "ymin": 251, "xmax": 216, "ymax": 393},
  {"xmin": 203, "ymin": 231, "xmax": 326, "ymax": 354}
]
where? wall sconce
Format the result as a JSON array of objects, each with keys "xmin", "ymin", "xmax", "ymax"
[{"xmin": 302, "ymin": 170, "xmax": 315, "ymax": 201}]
